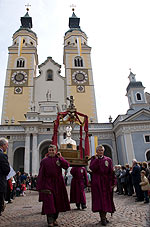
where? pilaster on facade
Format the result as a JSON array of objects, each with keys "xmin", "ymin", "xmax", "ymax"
[
  {"xmin": 111, "ymin": 138, "xmax": 118, "ymax": 165},
  {"xmin": 24, "ymin": 133, "xmax": 30, "ymax": 174},
  {"xmin": 32, "ymin": 133, "xmax": 38, "ymax": 175},
  {"xmin": 7, "ymin": 141, "xmax": 14, "ymax": 166},
  {"xmin": 123, "ymin": 132, "xmax": 135, "ymax": 165}
]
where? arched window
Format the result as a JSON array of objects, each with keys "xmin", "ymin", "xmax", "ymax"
[
  {"xmin": 137, "ymin": 93, "xmax": 142, "ymax": 100},
  {"xmin": 46, "ymin": 70, "xmax": 53, "ymax": 81},
  {"xmin": 146, "ymin": 150, "xmax": 150, "ymax": 161},
  {"xmin": 74, "ymin": 56, "xmax": 83, "ymax": 67},
  {"xmin": 17, "ymin": 59, "xmax": 25, "ymax": 67}
]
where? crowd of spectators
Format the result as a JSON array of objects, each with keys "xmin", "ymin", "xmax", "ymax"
[
  {"xmin": 4, "ymin": 160, "xmax": 150, "ymax": 207},
  {"xmin": 114, "ymin": 160, "xmax": 150, "ymax": 204},
  {"xmin": 5, "ymin": 172, "xmax": 37, "ymax": 204}
]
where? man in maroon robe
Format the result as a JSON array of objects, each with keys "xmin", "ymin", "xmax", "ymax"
[
  {"xmin": 70, "ymin": 166, "xmax": 88, "ymax": 210},
  {"xmin": 89, "ymin": 145, "xmax": 115, "ymax": 226},
  {"xmin": 36, "ymin": 145, "xmax": 70, "ymax": 227}
]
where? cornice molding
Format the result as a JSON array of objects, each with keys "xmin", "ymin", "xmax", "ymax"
[{"xmin": 115, "ymin": 124, "xmax": 150, "ymax": 137}]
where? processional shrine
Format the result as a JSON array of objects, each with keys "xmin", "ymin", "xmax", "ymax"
[{"xmin": 52, "ymin": 96, "xmax": 90, "ymax": 166}]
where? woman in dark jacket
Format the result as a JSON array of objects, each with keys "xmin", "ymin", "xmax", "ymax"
[{"xmin": 0, "ymin": 138, "xmax": 10, "ymax": 216}]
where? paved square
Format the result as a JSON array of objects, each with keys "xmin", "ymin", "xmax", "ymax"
[{"xmin": 0, "ymin": 188, "xmax": 149, "ymax": 227}]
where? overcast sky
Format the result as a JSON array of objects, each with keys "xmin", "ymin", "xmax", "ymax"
[{"xmin": 0, "ymin": 0, "xmax": 150, "ymax": 123}]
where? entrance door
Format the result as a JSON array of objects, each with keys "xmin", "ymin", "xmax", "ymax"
[
  {"xmin": 13, "ymin": 147, "xmax": 25, "ymax": 173},
  {"xmin": 40, "ymin": 141, "xmax": 51, "ymax": 161},
  {"xmin": 103, "ymin": 145, "xmax": 112, "ymax": 159},
  {"xmin": 146, "ymin": 150, "xmax": 150, "ymax": 161},
  {"xmin": 41, "ymin": 147, "xmax": 49, "ymax": 159}
]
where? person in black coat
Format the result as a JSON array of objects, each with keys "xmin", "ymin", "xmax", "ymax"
[
  {"xmin": 0, "ymin": 138, "xmax": 10, "ymax": 216},
  {"xmin": 125, "ymin": 164, "xmax": 134, "ymax": 196},
  {"xmin": 131, "ymin": 159, "xmax": 144, "ymax": 202}
]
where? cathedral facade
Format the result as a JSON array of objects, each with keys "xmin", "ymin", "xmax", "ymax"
[{"xmin": 1, "ymin": 9, "xmax": 150, "ymax": 175}]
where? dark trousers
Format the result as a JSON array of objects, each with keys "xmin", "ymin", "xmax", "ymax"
[
  {"xmin": 127, "ymin": 182, "xmax": 134, "ymax": 195},
  {"xmin": 144, "ymin": 191, "xmax": 149, "ymax": 203},
  {"xmin": 76, "ymin": 203, "xmax": 86, "ymax": 209},
  {"xmin": 99, "ymin": 211, "xmax": 106, "ymax": 221},
  {"xmin": 0, "ymin": 192, "xmax": 4, "ymax": 213},
  {"xmin": 134, "ymin": 183, "xmax": 144, "ymax": 200},
  {"xmin": 117, "ymin": 178, "xmax": 123, "ymax": 194},
  {"xmin": 121, "ymin": 182, "xmax": 128, "ymax": 195},
  {"xmin": 5, "ymin": 188, "xmax": 11, "ymax": 202},
  {"xmin": 47, "ymin": 213, "xmax": 59, "ymax": 224}
]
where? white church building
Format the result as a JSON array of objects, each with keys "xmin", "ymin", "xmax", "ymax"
[{"xmin": 1, "ymin": 9, "xmax": 150, "ymax": 175}]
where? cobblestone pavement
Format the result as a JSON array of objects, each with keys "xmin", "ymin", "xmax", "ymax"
[{"xmin": 0, "ymin": 188, "xmax": 149, "ymax": 227}]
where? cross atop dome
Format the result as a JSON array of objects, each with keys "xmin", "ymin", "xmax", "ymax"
[
  {"xmin": 25, "ymin": 3, "xmax": 31, "ymax": 12},
  {"xmin": 70, "ymin": 4, "xmax": 76, "ymax": 12}
]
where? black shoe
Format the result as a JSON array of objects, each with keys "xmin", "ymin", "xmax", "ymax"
[
  {"xmin": 135, "ymin": 199, "xmax": 140, "ymax": 202},
  {"xmin": 144, "ymin": 201, "xmax": 149, "ymax": 204},
  {"xmin": 135, "ymin": 199, "xmax": 144, "ymax": 202},
  {"xmin": 8, "ymin": 200, "xmax": 13, "ymax": 203},
  {"xmin": 81, "ymin": 205, "xmax": 87, "ymax": 209},
  {"xmin": 53, "ymin": 220, "xmax": 58, "ymax": 226},
  {"xmin": 101, "ymin": 220, "xmax": 107, "ymax": 226},
  {"xmin": 106, "ymin": 219, "xmax": 109, "ymax": 223}
]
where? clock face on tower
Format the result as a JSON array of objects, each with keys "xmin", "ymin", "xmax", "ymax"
[
  {"xmin": 11, "ymin": 71, "xmax": 28, "ymax": 85},
  {"xmin": 72, "ymin": 70, "xmax": 88, "ymax": 84}
]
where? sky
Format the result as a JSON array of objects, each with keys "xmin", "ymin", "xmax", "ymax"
[{"xmin": 1, "ymin": 0, "xmax": 150, "ymax": 123}]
